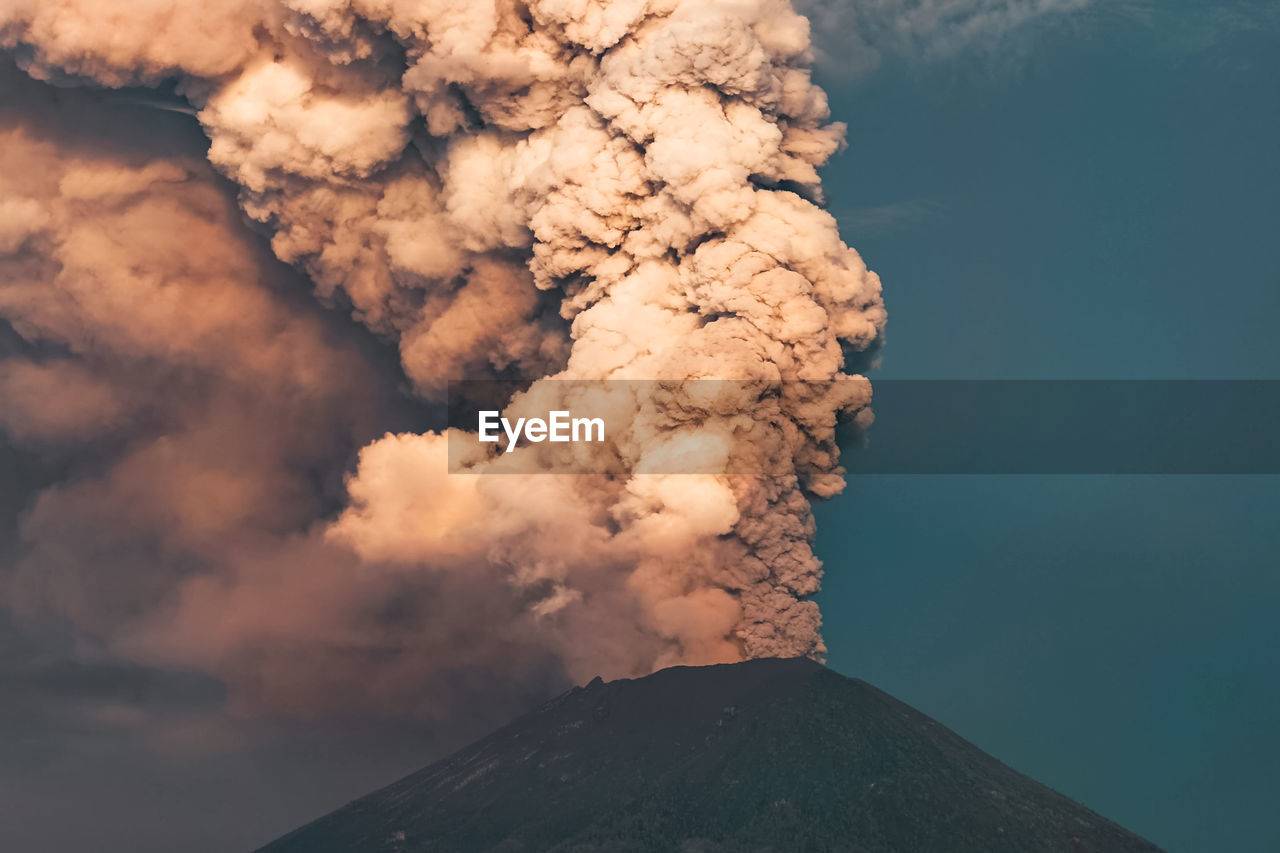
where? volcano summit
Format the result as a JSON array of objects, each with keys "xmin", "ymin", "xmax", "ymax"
[{"xmin": 257, "ymin": 658, "xmax": 1161, "ymax": 853}]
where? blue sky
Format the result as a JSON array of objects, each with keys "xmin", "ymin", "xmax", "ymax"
[{"xmin": 814, "ymin": 2, "xmax": 1280, "ymax": 850}]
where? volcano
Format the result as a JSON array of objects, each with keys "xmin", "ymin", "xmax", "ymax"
[{"xmin": 256, "ymin": 658, "xmax": 1162, "ymax": 853}]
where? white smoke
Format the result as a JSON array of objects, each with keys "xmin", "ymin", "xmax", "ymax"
[{"xmin": 1, "ymin": 0, "xmax": 884, "ymax": 704}]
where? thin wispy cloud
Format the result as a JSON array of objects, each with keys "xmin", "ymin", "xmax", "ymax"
[
  {"xmin": 1078, "ymin": 0, "xmax": 1280, "ymax": 53},
  {"xmin": 797, "ymin": 0, "xmax": 1092, "ymax": 77},
  {"xmin": 799, "ymin": 0, "xmax": 1280, "ymax": 79},
  {"xmin": 829, "ymin": 199, "xmax": 947, "ymax": 237}
]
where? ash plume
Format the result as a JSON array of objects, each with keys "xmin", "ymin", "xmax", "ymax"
[{"xmin": 0, "ymin": 0, "xmax": 884, "ymax": 713}]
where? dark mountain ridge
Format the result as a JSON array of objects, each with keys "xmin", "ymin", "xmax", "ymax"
[{"xmin": 257, "ymin": 657, "xmax": 1163, "ymax": 853}]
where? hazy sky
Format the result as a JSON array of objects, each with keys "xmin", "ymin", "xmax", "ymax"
[
  {"xmin": 1, "ymin": 2, "xmax": 1277, "ymax": 852},
  {"xmin": 815, "ymin": 3, "xmax": 1280, "ymax": 851}
]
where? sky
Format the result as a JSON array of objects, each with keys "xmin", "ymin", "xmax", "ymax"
[
  {"xmin": 0, "ymin": 1, "xmax": 1277, "ymax": 852},
  {"xmin": 813, "ymin": 2, "xmax": 1280, "ymax": 851}
]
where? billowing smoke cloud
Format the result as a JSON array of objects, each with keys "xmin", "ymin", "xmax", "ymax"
[{"xmin": 0, "ymin": 0, "xmax": 884, "ymax": 715}]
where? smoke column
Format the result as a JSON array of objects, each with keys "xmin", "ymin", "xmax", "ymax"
[{"xmin": 0, "ymin": 0, "xmax": 884, "ymax": 713}]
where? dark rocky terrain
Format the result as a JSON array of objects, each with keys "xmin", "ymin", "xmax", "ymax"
[{"xmin": 257, "ymin": 657, "xmax": 1163, "ymax": 853}]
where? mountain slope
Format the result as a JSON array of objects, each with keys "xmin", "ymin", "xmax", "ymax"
[{"xmin": 257, "ymin": 658, "xmax": 1163, "ymax": 853}]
